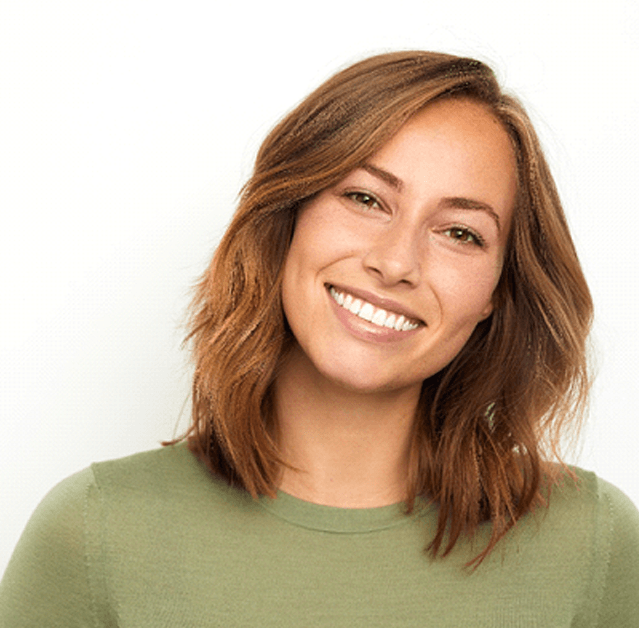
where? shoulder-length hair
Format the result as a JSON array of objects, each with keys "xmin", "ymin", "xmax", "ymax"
[{"xmin": 173, "ymin": 51, "xmax": 593, "ymax": 566}]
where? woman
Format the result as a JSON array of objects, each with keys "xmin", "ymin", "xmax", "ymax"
[{"xmin": 1, "ymin": 51, "xmax": 638, "ymax": 626}]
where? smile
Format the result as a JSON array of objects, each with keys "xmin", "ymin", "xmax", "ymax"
[{"xmin": 328, "ymin": 286, "xmax": 421, "ymax": 331}]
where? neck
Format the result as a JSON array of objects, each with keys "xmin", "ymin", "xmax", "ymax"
[{"xmin": 273, "ymin": 348, "xmax": 420, "ymax": 508}]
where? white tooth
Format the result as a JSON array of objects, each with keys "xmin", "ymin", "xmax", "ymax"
[
  {"xmin": 359, "ymin": 303, "xmax": 374, "ymax": 321},
  {"xmin": 394, "ymin": 315, "xmax": 405, "ymax": 331},
  {"xmin": 330, "ymin": 287, "xmax": 345, "ymax": 306},
  {"xmin": 332, "ymin": 288, "xmax": 418, "ymax": 331},
  {"xmin": 371, "ymin": 308, "xmax": 387, "ymax": 326}
]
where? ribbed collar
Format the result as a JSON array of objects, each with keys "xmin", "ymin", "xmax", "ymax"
[{"xmin": 258, "ymin": 491, "xmax": 432, "ymax": 534}]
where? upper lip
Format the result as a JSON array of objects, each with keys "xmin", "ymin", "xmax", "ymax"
[{"xmin": 327, "ymin": 283, "xmax": 425, "ymax": 325}]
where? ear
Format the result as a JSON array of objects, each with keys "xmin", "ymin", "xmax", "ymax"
[{"xmin": 479, "ymin": 300, "xmax": 494, "ymax": 321}]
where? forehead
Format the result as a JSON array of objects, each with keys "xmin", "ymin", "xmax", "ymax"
[
  {"xmin": 378, "ymin": 97, "xmax": 516, "ymax": 175},
  {"xmin": 367, "ymin": 98, "xmax": 518, "ymax": 230}
]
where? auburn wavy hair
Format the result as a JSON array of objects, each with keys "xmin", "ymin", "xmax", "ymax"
[{"xmin": 170, "ymin": 51, "xmax": 593, "ymax": 566}]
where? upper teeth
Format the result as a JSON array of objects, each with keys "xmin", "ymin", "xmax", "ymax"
[{"xmin": 329, "ymin": 286, "xmax": 420, "ymax": 331}]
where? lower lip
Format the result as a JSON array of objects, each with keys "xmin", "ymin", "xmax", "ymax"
[{"xmin": 327, "ymin": 287, "xmax": 422, "ymax": 344}]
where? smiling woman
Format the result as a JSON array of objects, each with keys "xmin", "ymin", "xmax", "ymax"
[
  {"xmin": 1, "ymin": 51, "xmax": 638, "ymax": 627},
  {"xmin": 280, "ymin": 99, "xmax": 514, "ymax": 401}
]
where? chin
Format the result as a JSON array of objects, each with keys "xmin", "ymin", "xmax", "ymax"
[{"xmin": 315, "ymin": 361, "xmax": 427, "ymax": 397}]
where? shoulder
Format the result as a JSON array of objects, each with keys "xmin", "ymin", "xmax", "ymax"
[
  {"xmin": 2, "ymin": 443, "xmax": 227, "ymax": 564},
  {"xmin": 486, "ymin": 466, "xmax": 639, "ymax": 625},
  {"xmin": 17, "ymin": 443, "xmax": 217, "ymax": 520},
  {"xmin": 541, "ymin": 466, "xmax": 639, "ymax": 558},
  {"xmin": 89, "ymin": 443, "xmax": 260, "ymax": 527},
  {"xmin": 0, "ymin": 444, "xmax": 252, "ymax": 625},
  {"xmin": 6, "ymin": 442, "xmax": 252, "ymax": 569},
  {"xmin": 88, "ymin": 441, "xmax": 208, "ymax": 493},
  {"xmin": 549, "ymin": 466, "xmax": 639, "ymax": 532},
  {"xmin": 0, "ymin": 467, "xmax": 96, "ymax": 623},
  {"xmin": 590, "ymin": 473, "xmax": 639, "ymax": 538},
  {"xmin": 576, "ymin": 469, "xmax": 639, "ymax": 623},
  {"xmin": 545, "ymin": 466, "xmax": 639, "ymax": 624},
  {"xmin": 85, "ymin": 442, "xmax": 254, "ymax": 515}
]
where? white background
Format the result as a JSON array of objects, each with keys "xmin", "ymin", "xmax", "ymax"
[{"xmin": 1, "ymin": 0, "xmax": 638, "ymax": 575}]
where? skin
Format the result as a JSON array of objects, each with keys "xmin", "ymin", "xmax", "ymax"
[{"xmin": 275, "ymin": 98, "xmax": 518, "ymax": 507}]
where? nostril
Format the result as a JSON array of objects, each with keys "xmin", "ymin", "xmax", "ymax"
[{"xmin": 363, "ymin": 247, "xmax": 421, "ymax": 287}]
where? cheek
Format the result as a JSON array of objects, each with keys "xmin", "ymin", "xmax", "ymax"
[
  {"xmin": 435, "ymin": 259, "xmax": 502, "ymax": 322},
  {"xmin": 280, "ymin": 246, "xmax": 306, "ymax": 332},
  {"xmin": 280, "ymin": 213, "xmax": 328, "ymax": 330}
]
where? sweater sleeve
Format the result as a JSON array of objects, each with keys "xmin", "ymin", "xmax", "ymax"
[
  {"xmin": 0, "ymin": 467, "xmax": 115, "ymax": 627},
  {"xmin": 594, "ymin": 479, "xmax": 639, "ymax": 627}
]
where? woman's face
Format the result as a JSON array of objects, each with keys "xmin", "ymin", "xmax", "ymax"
[{"xmin": 281, "ymin": 98, "xmax": 518, "ymax": 396}]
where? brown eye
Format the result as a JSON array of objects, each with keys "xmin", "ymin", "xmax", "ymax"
[
  {"xmin": 346, "ymin": 191, "xmax": 382, "ymax": 210},
  {"xmin": 443, "ymin": 226, "xmax": 484, "ymax": 247}
]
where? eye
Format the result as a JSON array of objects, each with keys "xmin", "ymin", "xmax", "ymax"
[
  {"xmin": 345, "ymin": 191, "xmax": 383, "ymax": 211},
  {"xmin": 443, "ymin": 225, "xmax": 485, "ymax": 247}
]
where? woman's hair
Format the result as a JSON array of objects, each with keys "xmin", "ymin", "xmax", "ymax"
[{"xmin": 172, "ymin": 51, "xmax": 593, "ymax": 566}]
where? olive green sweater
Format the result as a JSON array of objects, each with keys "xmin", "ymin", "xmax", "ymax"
[{"xmin": 1, "ymin": 444, "xmax": 638, "ymax": 627}]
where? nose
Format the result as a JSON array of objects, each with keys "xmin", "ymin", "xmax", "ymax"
[{"xmin": 362, "ymin": 221, "xmax": 422, "ymax": 286}]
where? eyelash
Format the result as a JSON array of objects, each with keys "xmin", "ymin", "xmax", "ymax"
[
  {"xmin": 443, "ymin": 225, "xmax": 485, "ymax": 248},
  {"xmin": 345, "ymin": 191, "xmax": 486, "ymax": 248},
  {"xmin": 344, "ymin": 191, "xmax": 383, "ymax": 211}
]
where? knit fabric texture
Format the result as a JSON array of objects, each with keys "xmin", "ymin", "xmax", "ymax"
[{"xmin": 1, "ymin": 443, "xmax": 638, "ymax": 627}]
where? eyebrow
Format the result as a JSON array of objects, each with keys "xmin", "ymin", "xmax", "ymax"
[
  {"xmin": 440, "ymin": 197, "xmax": 502, "ymax": 233},
  {"xmin": 362, "ymin": 163, "xmax": 403, "ymax": 191},
  {"xmin": 361, "ymin": 163, "xmax": 501, "ymax": 233}
]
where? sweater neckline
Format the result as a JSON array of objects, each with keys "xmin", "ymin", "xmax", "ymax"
[{"xmin": 258, "ymin": 490, "xmax": 431, "ymax": 534}]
